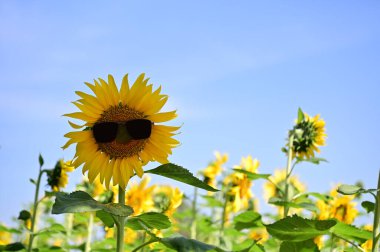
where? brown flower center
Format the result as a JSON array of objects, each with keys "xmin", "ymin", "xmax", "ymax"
[{"xmin": 96, "ymin": 105, "xmax": 148, "ymax": 159}]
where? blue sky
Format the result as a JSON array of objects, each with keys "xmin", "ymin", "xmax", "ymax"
[{"xmin": 1, "ymin": 1, "xmax": 379, "ymax": 225}]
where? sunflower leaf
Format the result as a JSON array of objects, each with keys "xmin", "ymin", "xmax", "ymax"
[
  {"xmin": 52, "ymin": 191, "xmax": 133, "ymax": 217},
  {"xmin": 126, "ymin": 212, "xmax": 171, "ymax": 230},
  {"xmin": 233, "ymin": 211, "xmax": 263, "ymax": 231},
  {"xmin": 279, "ymin": 239, "xmax": 320, "ymax": 252},
  {"xmin": 145, "ymin": 163, "xmax": 218, "ymax": 192},
  {"xmin": 160, "ymin": 236, "xmax": 225, "ymax": 252},
  {"xmin": 232, "ymin": 169, "xmax": 271, "ymax": 180},
  {"xmin": 361, "ymin": 201, "xmax": 375, "ymax": 213},
  {"xmin": 265, "ymin": 215, "xmax": 337, "ymax": 242},
  {"xmin": 337, "ymin": 184, "xmax": 363, "ymax": 195},
  {"xmin": 96, "ymin": 210, "xmax": 115, "ymax": 228},
  {"xmin": 330, "ymin": 221, "xmax": 372, "ymax": 244},
  {"xmin": 0, "ymin": 242, "xmax": 25, "ymax": 251}
]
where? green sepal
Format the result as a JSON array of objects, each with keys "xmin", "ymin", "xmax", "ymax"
[
  {"xmin": 233, "ymin": 211, "xmax": 263, "ymax": 231},
  {"xmin": 232, "ymin": 169, "xmax": 271, "ymax": 181},
  {"xmin": 52, "ymin": 191, "xmax": 133, "ymax": 217},
  {"xmin": 39, "ymin": 153, "xmax": 44, "ymax": 167},
  {"xmin": 0, "ymin": 242, "xmax": 25, "ymax": 251},
  {"xmin": 96, "ymin": 210, "xmax": 115, "ymax": 228},
  {"xmin": 280, "ymin": 239, "xmax": 320, "ymax": 252},
  {"xmin": 145, "ymin": 163, "xmax": 218, "ymax": 192},
  {"xmin": 265, "ymin": 215, "xmax": 337, "ymax": 242},
  {"xmin": 361, "ymin": 201, "xmax": 375, "ymax": 213},
  {"xmin": 17, "ymin": 210, "xmax": 31, "ymax": 221},
  {"xmin": 126, "ymin": 212, "xmax": 171, "ymax": 230},
  {"xmin": 297, "ymin": 108, "xmax": 305, "ymax": 123}
]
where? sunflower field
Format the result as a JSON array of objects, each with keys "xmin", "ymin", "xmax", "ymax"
[{"xmin": 0, "ymin": 74, "xmax": 378, "ymax": 252}]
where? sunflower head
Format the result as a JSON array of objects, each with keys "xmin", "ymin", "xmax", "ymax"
[
  {"xmin": 316, "ymin": 186, "xmax": 358, "ymax": 224},
  {"xmin": 152, "ymin": 185, "xmax": 183, "ymax": 216},
  {"xmin": 124, "ymin": 176, "xmax": 155, "ymax": 215},
  {"xmin": 291, "ymin": 109, "xmax": 326, "ymax": 159},
  {"xmin": 47, "ymin": 160, "xmax": 74, "ymax": 192},
  {"xmin": 63, "ymin": 73, "xmax": 180, "ymax": 189},
  {"xmin": 202, "ymin": 151, "xmax": 228, "ymax": 188}
]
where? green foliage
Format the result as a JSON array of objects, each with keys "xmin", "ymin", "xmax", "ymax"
[
  {"xmin": 17, "ymin": 210, "xmax": 31, "ymax": 221},
  {"xmin": 233, "ymin": 211, "xmax": 263, "ymax": 231},
  {"xmin": 39, "ymin": 153, "xmax": 44, "ymax": 167},
  {"xmin": 160, "ymin": 236, "xmax": 221, "ymax": 252},
  {"xmin": 361, "ymin": 200, "xmax": 375, "ymax": 213},
  {"xmin": 337, "ymin": 184, "xmax": 363, "ymax": 195},
  {"xmin": 279, "ymin": 239, "xmax": 319, "ymax": 252},
  {"xmin": 35, "ymin": 223, "xmax": 66, "ymax": 237},
  {"xmin": 265, "ymin": 215, "xmax": 337, "ymax": 242},
  {"xmin": 52, "ymin": 191, "xmax": 133, "ymax": 217},
  {"xmin": 145, "ymin": 163, "xmax": 218, "ymax": 192},
  {"xmin": 297, "ymin": 108, "xmax": 305, "ymax": 123},
  {"xmin": 232, "ymin": 169, "xmax": 271, "ymax": 181},
  {"xmin": 330, "ymin": 221, "xmax": 372, "ymax": 244},
  {"xmin": 295, "ymin": 157, "xmax": 328, "ymax": 165},
  {"xmin": 0, "ymin": 243, "xmax": 25, "ymax": 251},
  {"xmin": 126, "ymin": 212, "xmax": 171, "ymax": 230},
  {"xmin": 96, "ymin": 210, "xmax": 115, "ymax": 228}
]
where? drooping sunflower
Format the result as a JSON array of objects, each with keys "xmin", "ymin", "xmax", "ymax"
[
  {"xmin": 263, "ymin": 169, "xmax": 306, "ymax": 214},
  {"xmin": 316, "ymin": 186, "xmax": 358, "ymax": 224},
  {"xmin": 224, "ymin": 156, "xmax": 260, "ymax": 213},
  {"xmin": 292, "ymin": 110, "xmax": 326, "ymax": 159},
  {"xmin": 46, "ymin": 159, "xmax": 74, "ymax": 192},
  {"xmin": 63, "ymin": 73, "xmax": 180, "ymax": 188},
  {"xmin": 201, "ymin": 151, "xmax": 228, "ymax": 188}
]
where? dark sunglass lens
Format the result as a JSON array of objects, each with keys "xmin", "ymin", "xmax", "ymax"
[
  {"xmin": 92, "ymin": 122, "xmax": 118, "ymax": 143},
  {"xmin": 125, "ymin": 119, "xmax": 152, "ymax": 140}
]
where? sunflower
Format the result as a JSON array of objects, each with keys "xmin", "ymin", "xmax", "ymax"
[
  {"xmin": 201, "ymin": 151, "xmax": 228, "ymax": 188},
  {"xmin": 292, "ymin": 111, "xmax": 326, "ymax": 159},
  {"xmin": 46, "ymin": 159, "xmax": 74, "ymax": 192},
  {"xmin": 361, "ymin": 225, "xmax": 373, "ymax": 251},
  {"xmin": 248, "ymin": 227, "xmax": 269, "ymax": 244},
  {"xmin": 223, "ymin": 156, "xmax": 259, "ymax": 213},
  {"xmin": 123, "ymin": 176, "xmax": 155, "ymax": 215},
  {"xmin": 152, "ymin": 185, "xmax": 183, "ymax": 216},
  {"xmin": 316, "ymin": 186, "xmax": 358, "ymax": 224},
  {"xmin": 263, "ymin": 169, "xmax": 306, "ymax": 214},
  {"xmin": 63, "ymin": 73, "xmax": 180, "ymax": 189},
  {"xmin": 0, "ymin": 224, "xmax": 12, "ymax": 245}
]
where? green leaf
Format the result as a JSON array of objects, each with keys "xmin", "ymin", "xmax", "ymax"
[
  {"xmin": 0, "ymin": 242, "xmax": 25, "ymax": 251},
  {"xmin": 297, "ymin": 108, "xmax": 304, "ymax": 123},
  {"xmin": 361, "ymin": 201, "xmax": 375, "ymax": 213},
  {"xmin": 268, "ymin": 198, "xmax": 319, "ymax": 212},
  {"xmin": 296, "ymin": 157, "xmax": 328, "ymax": 165},
  {"xmin": 35, "ymin": 223, "xmax": 66, "ymax": 237},
  {"xmin": 0, "ymin": 225, "xmax": 22, "ymax": 234},
  {"xmin": 126, "ymin": 212, "xmax": 171, "ymax": 230},
  {"xmin": 52, "ymin": 191, "xmax": 133, "ymax": 217},
  {"xmin": 201, "ymin": 196, "xmax": 223, "ymax": 207},
  {"xmin": 145, "ymin": 163, "xmax": 218, "ymax": 192},
  {"xmin": 160, "ymin": 236, "xmax": 223, "ymax": 252},
  {"xmin": 280, "ymin": 239, "xmax": 320, "ymax": 252},
  {"xmin": 39, "ymin": 153, "xmax": 44, "ymax": 167},
  {"xmin": 29, "ymin": 178, "xmax": 36, "ymax": 185},
  {"xmin": 96, "ymin": 210, "xmax": 115, "ymax": 228},
  {"xmin": 337, "ymin": 184, "xmax": 362, "ymax": 195},
  {"xmin": 17, "ymin": 210, "xmax": 31, "ymax": 221},
  {"xmin": 265, "ymin": 215, "xmax": 337, "ymax": 242},
  {"xmin": 233, "ymin": 211, "xmax": 263, "ymax": 231},
  {"xmin": 293, "ymin": 192, "xmax": 332, "ymax": 202},
  {"xmin": 232, "ymin": 169, "xmax": 270, "ymax": 180},
  {"xmin": 45, "ymin": 191, "xmax": 57, "ymax": 198},
  {"xmin": 330, "ymin": 221, "xmax": 372, "ymax": 244}
]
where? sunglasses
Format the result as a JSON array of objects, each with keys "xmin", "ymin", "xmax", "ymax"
[{"xmin": 92, "ymin": 119, "xmax": 152, "ymax": 143}]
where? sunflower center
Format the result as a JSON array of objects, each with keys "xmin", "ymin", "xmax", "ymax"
[
  {"xmin": 293, "ymin": 121, "xmax": 317, "ymax": 153},
  {"xmin": 96, "ymin": 105, "xmax": 148, "ymax": 159}
]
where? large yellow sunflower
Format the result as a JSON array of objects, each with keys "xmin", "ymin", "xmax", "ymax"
[
  {"xmin": 292, "ymin": 112, "xmax": 326, "ymax": 159},
  {"xmin": 63, "ymin": 73, "xmax": 180, "ymax": 188}
]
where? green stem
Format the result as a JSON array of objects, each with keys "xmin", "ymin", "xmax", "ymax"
[
  {"xmin": 131, "ymin": 239, "xmax": 156, "ymax": 252},
  {"xmin": 283, "ymin": 133, "xmax": 294, "ymax": 217},
  {"xmin": 372, "ymin": 169, "xmax": 380, "ymax": 252},
  {"xmin": 27, "ymin": 168, "xmax": 47, "ymax": 252},
  {"xmin": 335, "ymin": 234, "xmax": 365, "ymax": 252},
  {"xmin": 65, "ymin": 213, "xmax": 73, "ymax": 247},
  {"xmin": 190, "ymin": 187, "xmax": 198, "ymax": 239},
  {"xmin": 116, "ymin": 186, "xmax": 126, "ymax": 252},
  {"xmin": 84, "ymin": 213, "xmax": 94, "ymax": 252},
  {"xmin": 219, "ymin": 190, "xmax": 229, "ymax": 246}
]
